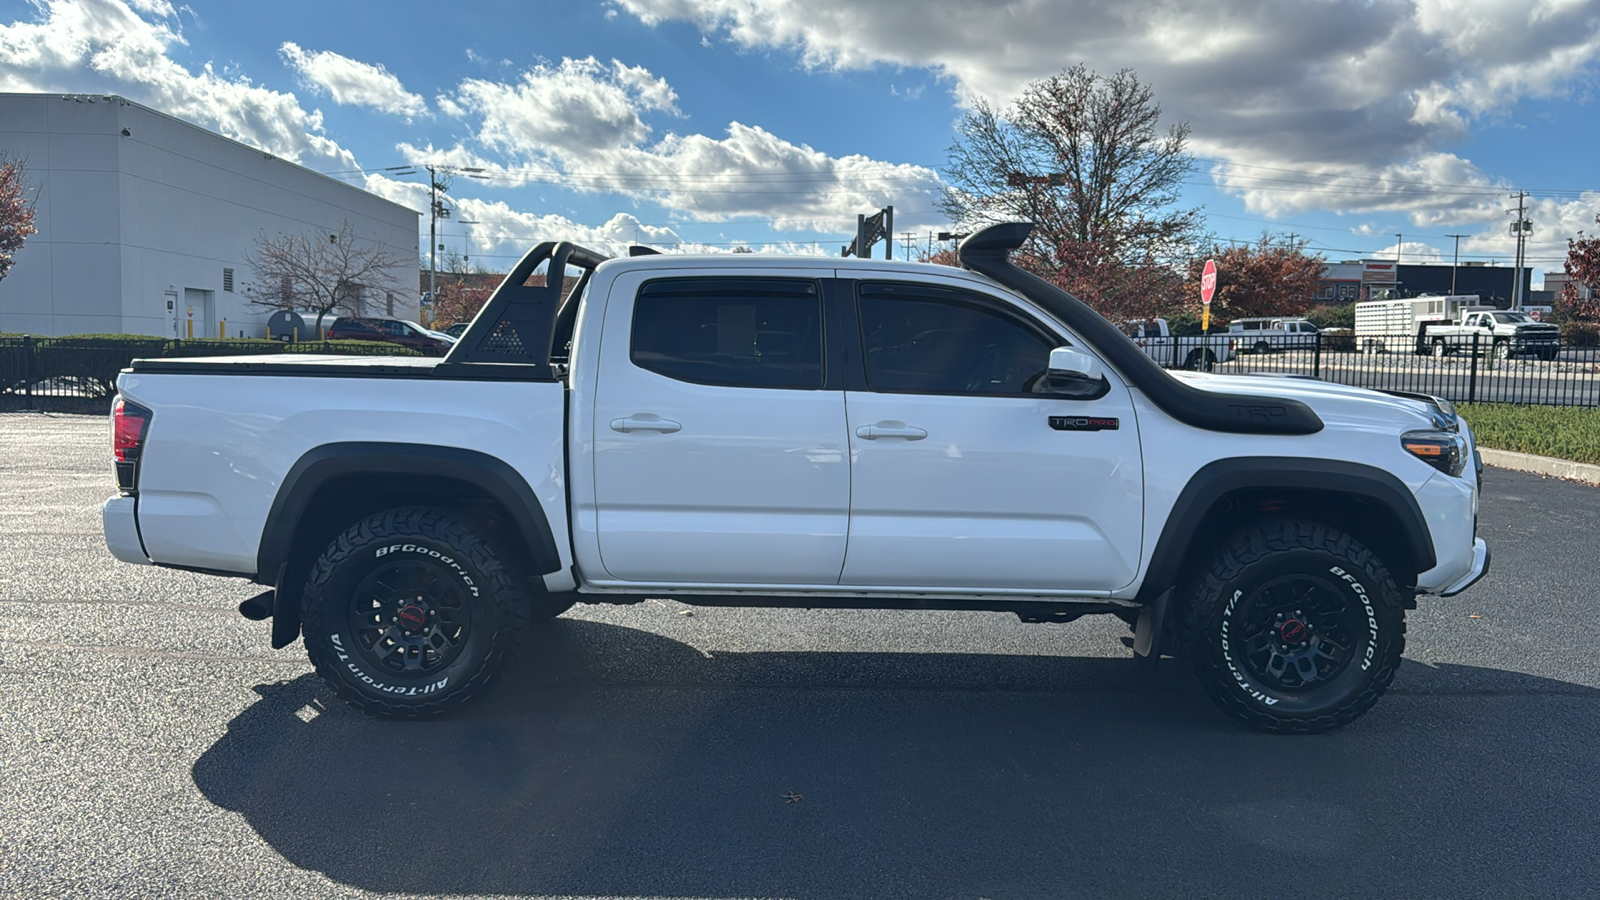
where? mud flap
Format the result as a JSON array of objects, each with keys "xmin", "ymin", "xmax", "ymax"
[
  {"xmin": 268, "ymin": 563, "xmax": 302, "ymax": 649},
  {"xmin": 1133, "ymin": 587, "xmax": 1173, "ymax": 668}
]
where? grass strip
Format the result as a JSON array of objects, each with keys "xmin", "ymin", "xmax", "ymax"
[{"xmin": 1458, "ymin": 403, "xmax": 1600, "ymax": 466}]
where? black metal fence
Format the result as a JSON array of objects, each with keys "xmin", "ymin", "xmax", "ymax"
[
  {"xmin": 0, "ymin": 336, "xmax": 418, "ymax": 413},
  {"xmin": 1152, "ymin": 331, "xmax": 1600, "ymax": 407},
  {"xmin": 6, "ymin": 331, "xmax": 1596, "ymax": 415}
]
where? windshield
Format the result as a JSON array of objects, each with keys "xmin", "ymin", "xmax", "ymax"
[{"xmin": 1491, "ymin": 312, "xmax": 1532, "ymax": 324}]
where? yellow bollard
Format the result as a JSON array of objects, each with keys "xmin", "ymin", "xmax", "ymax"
[{"xmin": 219, "ymin": 320, "xmax": 226, "ymax": 339}]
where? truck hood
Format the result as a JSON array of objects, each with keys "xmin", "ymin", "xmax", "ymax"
[{"xmin": 1167, "ymin": 371, "xmax": 1442, "ymax": 432}]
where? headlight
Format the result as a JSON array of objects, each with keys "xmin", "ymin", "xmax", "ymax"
[{"xmin": 1402, "ymin": 430, "xmax": 1469, "ymax": 477}]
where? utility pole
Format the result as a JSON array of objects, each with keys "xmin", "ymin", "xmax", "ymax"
[
  {"xmin": 1395, "ymin": 233, "xmax": 1402, "ymax": 266},
  {"xmin": 1446, "ymin": 234, "xmax": 1468, "ymax": 294},
  {"xmin": 900, "ymin": 230, "xmax": 916, "ymax": 261},
  {"xmin": 1508, "ymin": 191, "xmax": 1530, "ymax": 309}
]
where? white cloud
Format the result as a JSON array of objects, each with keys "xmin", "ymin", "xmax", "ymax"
[
  {"xmin": 440, "ymin": 57, "xmax": 943, "ymax": 231},
  {"xmin": 442, "ymin": 57, "xmax": 679, "ymax": 158},
  {"xmin": 615, "ymin": 0, "xmax": 1600, "ymax": 226},
  {"xmin": 0, "ymin": 0, "xmax": 355, "ymax": 169},
  {"xmin": 279, "ymin": 42, "xmax": 427, "ymax": 120}
]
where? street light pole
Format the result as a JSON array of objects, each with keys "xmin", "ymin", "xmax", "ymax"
[{"xmin": 1446, "ymin": 234, "xmax": 1468, "ymax": 294}]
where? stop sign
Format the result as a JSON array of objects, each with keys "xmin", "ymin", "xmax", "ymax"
[{"xmin": 1201, "ymin": 259, "xmax": 1217, "ymax": 305}]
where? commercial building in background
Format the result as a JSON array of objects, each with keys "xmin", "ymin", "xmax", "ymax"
[
  {"xmin": 1545, "ymin": 272, "xmax": 1591, "ymax": 302},
  {"xmin": 0, "ymin": 93, "xmax": 418, "ymax": 338},
  {"xmin": 1315, "ymin": 259, "xmax": 1533, "ymax": 307}
]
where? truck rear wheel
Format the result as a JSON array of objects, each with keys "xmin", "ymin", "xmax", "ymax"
[
  {"xmin": 1183, "ymin": 348, "xmax": 1217, "ymax": 372},
  {"xmin": 301, "ymin": 506, "xmax": 528, "ymax": 718},
  {"xmin": 1431, "ymin": 339, "xmax": 1448, "ymax": 358},
  {"xmin": 1183, "ymin": 520, "xmax": 1406, "ymax": 734}
]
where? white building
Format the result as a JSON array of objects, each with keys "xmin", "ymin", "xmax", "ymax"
[{"xmin": 0, "ymin": 93, "xmax": 418, "ymax": 338}]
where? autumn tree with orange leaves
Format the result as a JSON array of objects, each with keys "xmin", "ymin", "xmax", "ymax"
[
  {"xmin": 0, "ymin": 153, "xmax": 38, "ymax": 284},
  {"xmin": 1559, "ymin": 215, "xmax": 1600, "ymax": 322},
  {"xmin": 1183, "ymin": 237, "xmax": 1325, "ymax": 322}
]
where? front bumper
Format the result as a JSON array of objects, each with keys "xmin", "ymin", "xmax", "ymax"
[
  {"xmin": 1439, "ymin": 538, "xmax": 1490, "ymax": 597},
  {"xmin": 102, "ymin": 495, "xmax": 150, "ymax": 565}
]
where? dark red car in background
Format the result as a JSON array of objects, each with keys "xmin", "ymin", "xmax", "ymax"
[{"xmin": 325, "ymin": 317, "xmax": 455, "ymax": 356}]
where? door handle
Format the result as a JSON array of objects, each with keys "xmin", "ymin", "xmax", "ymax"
[
  {"xmin": 856, "ymin": 421, "xmax": 927, "ymax": 441},
  {"xmin": 611, "ymin": 414, "xmax": 682, "ymax": 434}
]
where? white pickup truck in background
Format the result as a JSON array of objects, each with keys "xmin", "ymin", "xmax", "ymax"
[
  {"xmin": 1227, "ymin": 317, "xmax": 1321, "ymax": 353},
  {"xmin": 1117, "ymin": 318, "xmax": 1234, "ymax": 371},
  {"xmin": 1423, "ymin": 309, "xmax": 1563, "ymax": 361},
  {"xmin": 103, "ymin": 223, "xmax": 1489, "ymax": 733}
]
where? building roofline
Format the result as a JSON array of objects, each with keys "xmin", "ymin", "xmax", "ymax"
[{"xmin": 0, "ymin": 92, "xmax": 419, "ymax": 220}]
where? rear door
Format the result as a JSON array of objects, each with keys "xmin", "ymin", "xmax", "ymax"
[
  {"xmin": 589, "ymin": 271, "xmax": 850, "ymax": 585},
  {"xmin": 839, "ymin": 278, "xmax": 1144, "ymax": 592}
]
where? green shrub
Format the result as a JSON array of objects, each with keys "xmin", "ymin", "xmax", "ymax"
[
  {"xmin": 1458, "ymin": 404, "xmax": 1600, "ymax": 466},
  {"xmin": 285, "ymin": 339, "xmax": 422, "ymax": 357},
  {"xmin": 1562, "ymin": 322, "xmax": 1599, "ymax": 349},
  {"xmin": 1306, "ymin": 303, "xmax": 1356, "ymax": 330}
]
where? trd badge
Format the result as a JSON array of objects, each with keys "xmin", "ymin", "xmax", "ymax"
[{"xmin": 1049, "ymin": 416, "xmax": 1119, "ymax": 432}]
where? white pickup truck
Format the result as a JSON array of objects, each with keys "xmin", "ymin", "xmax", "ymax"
[
  {"xmin": 1423, "ymin": 309, "xmax": 1563, "ymax": 361},
  {"xmin": 103, "ymin": 224, "xmax": 1489, "ymax": 733},
  {"xmin": 1117, "ymin": 318, "xmax": 1234, "ymax": 371}
]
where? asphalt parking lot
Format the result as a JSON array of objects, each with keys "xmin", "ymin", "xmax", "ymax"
[{"xmin": 4, "ymin": 411, "xmax": 1600, "ymax": 899}]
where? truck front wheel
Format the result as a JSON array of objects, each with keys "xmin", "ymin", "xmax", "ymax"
[
  {"xmin": 1183, "ymin": 520, "xmax": 1406, "ymax": 734},
  {"xmin": 301, "ymin": 506, "xmax": 528, "ymax": 718}
]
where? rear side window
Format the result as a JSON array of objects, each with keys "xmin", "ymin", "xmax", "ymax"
[{"xmin": 631, "ymin": 278, "xmax": 823, "ymax": 389}]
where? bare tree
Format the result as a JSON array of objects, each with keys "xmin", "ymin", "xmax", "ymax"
[
  {"xmin": 246, "ymin": 220, "xmax": 405, "ymax": 337},
  {"xmin": 940, "ymin": 65, "xmax": 1202, "ymax": 277},
  {"xmin": 0, "ymin": 152, "xmax": 38, "ymax": 284}
]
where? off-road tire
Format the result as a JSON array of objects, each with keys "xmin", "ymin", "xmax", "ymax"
[
  {"xmin": 302, "ymin": 506, "xmax": 529, "ymax": 718},
  {"xmin": 1431, "ymin": 339, "xmax": 1448, "ymax": 358},
  {"xmin": 1184, "ymin": 519, "xmax": 1406, "ymax": 734},
  {"xmin": 1184, "ymin": 348, "xmax": 1217, "ymax": 372},
  {"xmin": 1492, "ymin": 340, "xmax": 1510, "ymax": 360}
]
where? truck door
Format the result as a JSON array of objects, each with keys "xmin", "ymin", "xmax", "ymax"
[
  {"xmin": 589, "ymin": 271, "xmax": 849, "ymax": 585},
  {"xmin": 839, "ymin": 279, "xmax": 1144, "ymax": 592}
]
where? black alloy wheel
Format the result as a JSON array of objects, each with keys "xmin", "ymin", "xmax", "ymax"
[
  {"xmin": 347, "ymin": 558, "xmax": 474, "ymax": 677},
  {"xmin": 1226, "ymin": 573, "xmax": 1360, "ymax": 693}
]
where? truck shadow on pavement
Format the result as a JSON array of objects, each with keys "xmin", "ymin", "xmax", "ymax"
[{"xmin": 193, "ymin": 617, "xmax": 1600, "ymax": 898}]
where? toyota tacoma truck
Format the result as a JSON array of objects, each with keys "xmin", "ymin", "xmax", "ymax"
[{"xmin": 102, "ymin": 223, "xmax": 1490, "ymax": 733}]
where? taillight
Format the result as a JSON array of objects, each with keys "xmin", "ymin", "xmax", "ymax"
[{"xmin": 112, "ymin": 397, "xmax": 152, "ymax": 492}]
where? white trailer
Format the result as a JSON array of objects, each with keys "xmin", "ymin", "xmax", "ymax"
[{"xmin": 1353, "ymin": 295, "xmax": 1485, "ymax": 353}]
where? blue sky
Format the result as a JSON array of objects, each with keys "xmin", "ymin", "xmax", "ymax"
[{"xmin": 3, "ymin": 0, "xmax": 1599, "ymax": 286}]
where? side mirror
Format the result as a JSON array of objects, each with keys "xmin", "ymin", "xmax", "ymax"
[
  {"xmin": 1049, "ymin": 347, "xmax": 1102, "ymax": 381},
  {"xmin": 1045, "ymin": 347, "xmax": 1109, "ymax": 399}
]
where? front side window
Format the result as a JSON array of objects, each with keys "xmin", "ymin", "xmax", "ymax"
[
  {"xmin": 631, "ymin": 278, "xmax": 823, "ymax": 389},
  {"xmin": 858, "ymin": 285, "xmax": 1054, "ymax": 395}
]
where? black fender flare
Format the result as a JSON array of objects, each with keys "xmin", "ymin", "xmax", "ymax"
[
  {"xmin": 256, "ymin": 442, "xmax": 563, "ymax": 583},
  {"xmin": 1136, "ymin": 457, "xmax": 1436, "ymax": 605}
]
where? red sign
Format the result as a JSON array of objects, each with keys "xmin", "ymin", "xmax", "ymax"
[{"xmin": 1200, "ymin": 259, "xmax": 1217, "ymax": 305}]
